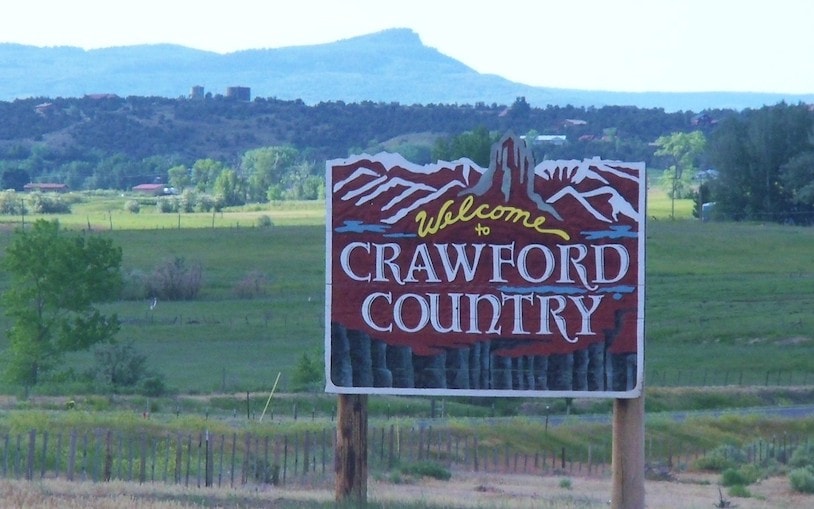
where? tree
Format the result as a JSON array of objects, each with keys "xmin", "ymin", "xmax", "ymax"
[
  {"xmin": 167, "ymin": 164, "xmax": 191, "ymax": 191},
  {"xmin": 2, "ymin": 220, "xmax": 122, "ymax": 385},
  {"xmin": 432, "ymin": 126, "xmax": 495, "ymax": 167},
  {"xmin": 709, "ymin": 103, "xmax": 814, "ymax": 222},
  {"xmin": 241, "ymin": 146, "xmax": 299, "ymax": 202},
  {"xmin": 212, "ymin": 168, "xmax": 244, "ymax": 207},
  {"xmin": 191, "ymin": 158, "xmax": 227, "ymax": 192},
  {"xmin": 654, "ymin": 131, "xmax": 707, "ymax": 218},
  {"xmin": 291, "ymin": 351, "xmax": 324, "ymax": 392},
  {"xmin": 779, "ymin": 151, "xmax": 814, "ymax": 223},
  {"xmin": 90, "ymin": 341, "xmax": 147, "ymax": 390}
]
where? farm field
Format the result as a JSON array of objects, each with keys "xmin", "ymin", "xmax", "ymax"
[{"xmin": 0, "ymin": 190, "xmax": 812, "ymax": 394}]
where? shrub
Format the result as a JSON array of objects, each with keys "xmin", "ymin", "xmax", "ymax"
[
  {"xmin": 196, "ymin": 194, "xmax": 216, "ymax": 212},
  {"xmin": 399, "ymin": 461, "xmax": 451, "ymax": 481},
  {"xmin": 140, "ymin": 375, "xmax": 168, "ymax": 397},
  {"xmin": 87, "ymin": 341, "xmax": 148, "ymax": 392},
  {"xmin": 232, "ymin": 270, "xmax": 269, "ymax": 299},
  {"xmin": 156, "ymin": 196, "xmax": 178, "ymax": 213},
  {"xmin": 0, "ymin": 190, "xmax": 24, "ymax": 214},
  {"xmin": 146, "ymin": 257, "xmax": 203, "ymax": 300},
  {"xmin": 28, "ymin": 192, "xmax": 71, "ymax": 213},
  {"xmin": 121, "ymin": 269, "xmax": 148, "ymax": 300},
  {"xmin": 727, "ymin": 484, "xmax": 752, "ymax": 498},
  {"xmin": 721, "ymin": 464, "xmax": 760, "ymax": 486},
  {"xmin": 559, "ymin": 478, "xmax": 572, "ymax": 489},
  {"xmin": 179, "ymin": 189, "xmax": 197, "ymax": 212},
  {"xmin": 124, "ymin": 199, "xmax": 140, "ymax": 213},
  {"xmin": 694, "ymin": 444, "xmax": 746, "ymax": 472},
  {"xmin": 789, "ymin": 466, "xmax": 814, "ymax": 494},
  {"xmin": 256, "ymin": 214, "xmax": 273, "ymax": 228},
  {"xmin": 790, "ymin": 443, "xmax": 814, "ymax": 468},
  {"xmin": 291, "ymin": 352, "xmax": 323, "ymax": 392}
]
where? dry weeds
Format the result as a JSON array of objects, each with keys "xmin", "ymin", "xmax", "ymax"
[{"xmin": 0, "ymin": 471, "xmax": 810, "ymax": 508}]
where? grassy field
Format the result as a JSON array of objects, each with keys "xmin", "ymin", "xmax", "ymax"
[
  {"xmin": 0, "ymin": 189, "xmax": 812, "ymax": 396},
  {"xmin": 0, "ymin": 189, "xmax": 812, "ymax": 507}
]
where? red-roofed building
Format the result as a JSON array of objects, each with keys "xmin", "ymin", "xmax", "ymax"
[
  {"xmin": 23, "ymin": 183, "xmax": 69, "ymax": 193},
  {"xmin": 132, "ymin": 183, "xmax": 167, "ymax": 196}
]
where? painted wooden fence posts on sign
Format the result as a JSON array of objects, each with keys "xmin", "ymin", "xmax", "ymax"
[{"xmin": 326, "ymin": 133, "xmax": 647, "ymax": 506}]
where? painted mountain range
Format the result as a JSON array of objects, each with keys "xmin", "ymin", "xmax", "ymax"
[{"xmin": 331, "ymin": 137, "xmax": 641, "ymax": 229}]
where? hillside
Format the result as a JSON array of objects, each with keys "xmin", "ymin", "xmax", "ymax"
[
  {"xmin": 0, "ymin": 93, "xmax": 702, "ymax": 190},
  {"xmin": 2, "ymin": 28, "xmax": 813, "ymax": 111}
]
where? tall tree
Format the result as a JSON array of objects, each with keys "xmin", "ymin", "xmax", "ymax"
[
  {"xmin": 241, "ymin": 146, "xmax": 299, "ymax": 202},
  {"xmin": 654, "ymin": 131, "xmax": 707, "ymax": 218},
  {"xmin": 191, "ymin": 158, "xmax": 227, "ymax": 192},
  {"xmin": 212, "ymin": 168, "xmax": 244, "ymax": 207},
  {"xmin": 432, "ymin": 126, "xmax": 495, "ymax": 167},
  {"xmin": 709, "ymin": 103, "xmax": 814, "ymax": 221},
  {"xmin": 2, "ymin": 220, "xmax": 122, "ymax": 385},
  {"xmin": 167, "ymin": 164, "xmax": 191, "ymax": 191}
]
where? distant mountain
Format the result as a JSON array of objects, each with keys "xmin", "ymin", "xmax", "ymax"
[{"xmin": 1, "ymin": 28, "xmax": 812, "ymax": 111}]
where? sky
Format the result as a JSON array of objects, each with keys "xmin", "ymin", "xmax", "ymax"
[{"xmin": 3, "ymin": 0, "xmax": 813, "ymax": 95}]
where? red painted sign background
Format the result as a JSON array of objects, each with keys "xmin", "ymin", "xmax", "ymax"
[{"xmin": 326, "ymin": 133, "xmax": 644, "ymax": 397}]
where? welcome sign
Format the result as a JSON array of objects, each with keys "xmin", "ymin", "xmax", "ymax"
[{"xmin": 325, "ymin": 133, "xmax": 644, "ymax": 398}]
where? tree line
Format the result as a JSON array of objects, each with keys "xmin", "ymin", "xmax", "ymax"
[
  {"xmin": 0, "ymin": 95, "xmax": 701, "ymax": 193},
  {"xmin": 0, "ymin": 95, "xmax": 812, "ymax": 223}
]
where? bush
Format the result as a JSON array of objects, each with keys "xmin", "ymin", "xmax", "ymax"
[
  {"xmin": 727, "ymin": 484, "xmax": 752, "ymax": 498},
  {"xmin": 721, "ymin": 464, "xmax": 761, "ymax": 486},
  {"xmin": 156, "ymin": 196, "xmax": 179, "ymax": 213},
  {"xmin": 291, "ymin": 352, "xmax": 323, "ymax": 392},
  {"xmin": 121, "ymin": 269, "xmax": 148, "ymax": 300},
  {"xmin": 0, "ymin": 190, "xmax": 24, "ymax": 214},
  {"xmin": 790, "ymin": 443, "xmax": 814, "ymax": 468},
  {"xmin": 140, "ymin": 375, "xmax": 168, "ymax": 397},
  {"xmin": 87, "ymin": 342, "xmax": 148, "ymax": 392},
  {"xmin": 179, "ymin": 189, "xmax": 197, "ymax": 212},
  {"xmin": 399, "ymin": 461, "xmax": 451, "ymax": 481},
  {"xmin": 196, "ymin": 194, "xmax": 216, "ymax": 212},
  {"xmin": 124, "ymin": 199, "xmax": 140, "ymax": 213},
  {"xmin": 789, "ymin": 466, "xmax": 814, "ymax": 494},
  {"xmin": 694, "ymin": 444, "xmax": 746, "ymax": 472},
  {"xmin": 256, "ymin": 214, "xmax": 273, "ymax": 227},
  {"xmin": 28, "ymin": 192, "xmax": 71, "ymax": 213},
  {"xmin": 146, "ymin": 257, "xmax": 203, "ymax": 300},
  {"xmin": 232, "ymin": 270, "xmax": 269, "ymax": 299}
]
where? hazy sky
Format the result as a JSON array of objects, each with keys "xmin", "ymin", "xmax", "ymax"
[{"xmin": 3, "ymin": 0, "xmax": 812, "ymax": 94}]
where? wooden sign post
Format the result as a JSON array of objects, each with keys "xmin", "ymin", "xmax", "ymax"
[
  {"xmin": 612, "ymin": 395, "xmax": 645, "ymax": 509},
  {"xmin": 335, "ymin": 394, "xmax": 368, "ymax": 504}
]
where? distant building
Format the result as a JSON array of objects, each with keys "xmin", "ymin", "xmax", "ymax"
[
  {"xmin": 24, "ymin": 183, "xmax": 68, "ymax": 193},
  {"xmin": 189, "ymin": 85, "xmax": 205, "ymax": 100},
  {"xmin": 534, "ymin": 134, "xmax": 567, "ymax": 146},
  {"xmin": 34, "ymin": 102, "xmax": 56, "ymax": 114},
  {"xmin": 132, "ymin": 183, "xmax": 174, "ymax": 196},
  {"xmin": 225, "ymin": 86, "xmax": 251, "ymax": 101},
  {"xmin": 84, "ymin": 94, "xmax": 119, "ymax": 100},
  {"xmin": 691, "ymin": 113, "xmax": 716, "ymax": 127}
]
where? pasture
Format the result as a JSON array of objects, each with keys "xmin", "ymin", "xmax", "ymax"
[
  {"xmin": 0, "ymin": 189, "xmax": 812, "ymax": 396},
  {"xmin": 0, "ymin": 189, "xmax": 813, "ymax": 508}
]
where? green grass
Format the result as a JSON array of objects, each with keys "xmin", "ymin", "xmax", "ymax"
[{"xmin": 0, "ymin": 192, "xmax": 812, "ymax": 396}]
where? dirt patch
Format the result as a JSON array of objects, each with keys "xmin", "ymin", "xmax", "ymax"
[{"xmin": 369, "ymin": 471, "xmax": 809, "ymax": 508}]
